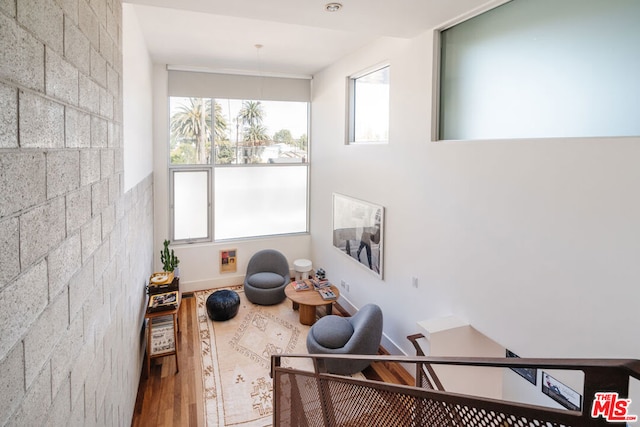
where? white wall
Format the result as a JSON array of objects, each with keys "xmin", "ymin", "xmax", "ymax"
[
  {"xmin": 123, "ymin": 4, "xmax": 154, "ymax": 191},
  {"xmin": 309, "ymin": 29, "xmax": 640, "ymax": 369}
]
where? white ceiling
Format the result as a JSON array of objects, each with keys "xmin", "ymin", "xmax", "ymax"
[{"xmin": 125, "ymin": 0, "xmax": 491, "ymax": 77}]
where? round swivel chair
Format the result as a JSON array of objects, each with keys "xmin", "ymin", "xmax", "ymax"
[
  {"xmin": 306, "ymin": 303, "xmax": 383, "ymax": 375},
  {"xmin": 244, "ymin": 249, "xmax": 290, "ymax": 305}
]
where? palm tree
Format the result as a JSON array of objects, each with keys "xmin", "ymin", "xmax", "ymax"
[
  {"xmin": 170, "ymin": 98, "xmax": 211, "ymax": 164},
  {"xmin": 213, "ymin": 102, "xmax": 228, "ymax": 143},
  {"xmin": 244, "ymin": 124, "xmax": 269, "ymax": 144},
  {"xmin": 238, "ymin": 100, "xmax": 264, "ymax": 131}
]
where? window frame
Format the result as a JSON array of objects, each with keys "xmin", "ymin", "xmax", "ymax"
[
  {"xmin": 168, "ymin": 96, "xmax": 310, "ymax": 243},
  {"xmin": 169, "ymin": 167, "xmax": 212, "ymax": 244},
  {"xmin": 346, "ymin": 63, "xmax": 391, "ymax": 145}
]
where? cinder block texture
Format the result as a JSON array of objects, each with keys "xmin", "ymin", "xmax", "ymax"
[
  {"xmin": 0, "ymin": 151, "xmax": 46, "ymax": 217},
  {"xmin": 0, "ymin": 82, "xmax": 18, "ymax": 148},
  {"xmin": 46, "ymin": 378, "xmax": 72, "ymax": 427},
  {"xmin": 0, "ymin": 344, "xmax": 25, "ymax": 426},
  {"xmin": 0, "ymin": 0, "xmax": 16, "ymax": 17},
  {"xmin": 0, "ymin": 217, "xmax": 20, "ymax": 287},
  {"xmin": 48, "ymin": 234, "xmax": 82, "ymax": 298},
  {"xmin": 64, "ymin": 19, "xmax": 90, "ymax": 75},
  {"xmin": 91, "ymin": 115, "xmax": 108, "ymax": 147},
  {"xmin": 47, "ymin": 150, "xmax": 80, "ymax": 199},
  {"xmin": 66, "ymin": 186, "xmax": 92, "ymax": 235},
  {"xmin": 0, "ymin": 12, "xmax": 45, "ymax": 91},
  {"xmin": 51, "ymin": 312, "xmax": 83, "ymax": 395},
  {"xmin": 80, "ymin": 148, "xmax": 101, "ymax": 185},
  {"xmin": 19, "ymin": 90, "xmax": 65, "ymax": 148},
  {"xmin": 24, "ymin": 289, "xmax": 69, "ymax": 388},
  {"xmin": 79, "ymin": 73, "xmax": 101, "ymax": 114},
  {"xmin": 0, "ymin": 260, "xmax": 48, "ymax": 362},
  {"xmin": 6, "ymin": 362, "xmax": 52, "ymax": 427},
  {"xmin": 20, "ymin": 197, "xmax": 66, "ymax": 268},
  {"xmin": 78, "ymin": 0, "xmax": 99, "ymax": 49},
  {"xmin": 0, "ymin": 0, "xmax": 152, "ymax": 424},
  {"xmin": 46, "ymin": 47, "xmax": 79, "ymax": 105},
  {"xmin": 65, "ymin": 107, "xmax": 91, "ymax": 148},
  {"xmin": 17, "ymin": 0, "xmax": 64, "ymax": 55}
]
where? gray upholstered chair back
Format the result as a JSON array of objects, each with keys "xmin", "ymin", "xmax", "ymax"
[
  {"xmin": 244, "ymin": 249, "xmax": 290, "ymax": 305},
  {"xmin": 306, "ymin": 303, "xmax": 383, "ymax": 374},
  {"xmin": 246, "ymin": 249, "xmax": 290, "ymax": 280}
]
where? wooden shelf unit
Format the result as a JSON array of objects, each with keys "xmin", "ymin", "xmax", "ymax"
[{"xmin": 145, "ymin": 277, "xmax": 181, "ymax": 377}]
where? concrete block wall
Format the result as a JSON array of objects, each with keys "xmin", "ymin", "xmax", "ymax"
[{"xmin": 0, "ymin": 0, "xmax": 153, "ymax": 425}]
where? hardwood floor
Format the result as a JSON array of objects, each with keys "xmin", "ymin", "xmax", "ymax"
[
  {"xmin": 132, "ymin": 295, "xmax": 203, "ymax": 427},
  {"xmin": 131, "ymin": 293, "xmax": 413, "ymax": 427}
]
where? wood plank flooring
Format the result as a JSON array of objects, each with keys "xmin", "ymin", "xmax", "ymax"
[
  {"xmin": 132, "ymin": 295, "xmax": 203, "ymax": 427},
  {"xmin": 131, "ymin": 293, "xmax": 413, "ymax": 427}
]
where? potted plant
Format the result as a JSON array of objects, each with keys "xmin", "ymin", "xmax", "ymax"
[{"xmin": 160, "ymin": 239, "xmax": 180, "ymax": 277}]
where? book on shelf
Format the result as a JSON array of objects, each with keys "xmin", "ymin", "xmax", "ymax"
[
  {"xmin": 317, "ymin": 287, "xmax": 337, "ymax": 301},
  {"xmin": 147, "ymin": 290, "xmax": 179, "ymax": 312},
  {"xmin": 149, "ymin": 315, "xmax": 175, "ymax": 355}
]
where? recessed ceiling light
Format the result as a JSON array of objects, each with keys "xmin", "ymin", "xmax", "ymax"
[{"xmin": 325, "ymin": 2, "xmax": 342, "ymax": 12}]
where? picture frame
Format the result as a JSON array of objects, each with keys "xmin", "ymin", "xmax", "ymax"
[
  {"xmin": 506, "ymin": 349, "xmax": 537, "ymax": 385},
  {"xmin": 220, "ymin": 249, "xmax": 237, "ymax": 273},
  {"xmin": 541, "ymin": 371, "xmax": 582, "ymax": 411},
  {"xmin": 147, "ymin": 290, "xmax": 179, "ymax": 312},
  {"xmin": 332, "ymin": 193, "xmax": 384, "ymax": 278},
  {"xmin": 149, "ymin": 315, "xmax": 176, "ymax": 355}
]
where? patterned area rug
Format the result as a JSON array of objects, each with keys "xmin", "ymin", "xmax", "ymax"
[{"xmin": 196, "ymin": 286, "xmax": 313, "ymax": 427}]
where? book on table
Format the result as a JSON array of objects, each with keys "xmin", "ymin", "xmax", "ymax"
[
  {"xmin": 317, "ymin": 287, "xmax": 337, "ymax": 300},
  {"xmin": 293, "ymin": 280, "xmax": 311, "ymax": 291},
  {"xmin": 312, "ymin": 278, "xmax": 331, "ymax": 290}
]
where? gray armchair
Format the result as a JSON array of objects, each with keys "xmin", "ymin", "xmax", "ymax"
[
  {"xmin": 244, "ymin": 249, "xmax": 290, "ymax": 305},
  {"xmin": 306, "ymin": 303, "xmax": 383, "ymax": 374}
]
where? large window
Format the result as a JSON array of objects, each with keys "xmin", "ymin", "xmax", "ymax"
[
  {"xmin": 438, "ymin": 0, "xmax": 640, "ymax": 140},
  {"xmin": 348, "ymin": 65, "xmax": 390, "ymax": 144},
  {"xmin": 169, "ymin": 95, "xmax": 309, "ymax": 242}
]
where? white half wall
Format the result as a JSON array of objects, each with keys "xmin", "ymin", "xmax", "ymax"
[{"xmin": 123, "ymin": 4, "xmax": 154, "ymax": 191}]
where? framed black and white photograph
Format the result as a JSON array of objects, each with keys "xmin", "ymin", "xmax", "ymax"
[
  {"xmin": 541, "ymin": 371, "xmax": 582, "ymax": 411},
  {"xmin": 332, "ymin": 193, "xmax": 384, "ymax": 278},
  {"xmin": 506, "ymin": 349, "xmax": 537, "ymax": 385}
]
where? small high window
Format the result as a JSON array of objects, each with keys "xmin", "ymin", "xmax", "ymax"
[{"xmin": 348, "ymin": 65, "xmax": 390, "ymax": 144}]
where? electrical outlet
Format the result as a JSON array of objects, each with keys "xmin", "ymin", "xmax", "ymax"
[
  {"xmin": 341, "ymin": 280, "xmax": 346, "ymax": 288},
  {"xmin": 412, "ymin": 276, "xmax": 419, "ymax": 288}
]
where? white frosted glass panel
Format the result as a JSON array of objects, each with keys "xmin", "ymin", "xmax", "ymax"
[
  {"xmin": 440, "ymin": 0, "xmax": 640, "ymax": 140},
  {"xmin": 173, "ymin": 170, "xmax": 209, "ymax": 240},
  {"xmin": 215, "ymin": 166, "xmax": 307, "ymax": 240}
]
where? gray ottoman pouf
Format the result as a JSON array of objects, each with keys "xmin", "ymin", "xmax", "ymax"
[{"xmin": 206, "ymin": 290, "xmax": 240, "ymax": 321}]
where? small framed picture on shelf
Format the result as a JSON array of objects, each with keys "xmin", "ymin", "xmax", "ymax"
[{"xmin": 148, "ymin": 290, "xmax": 178, "ymax": 312}]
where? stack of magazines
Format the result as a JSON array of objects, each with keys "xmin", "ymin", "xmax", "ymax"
[
  {"xmin": 292, "ymin": 280, "xmax": 311, "ymax": 291},
  {"xmin": 317, "ymin": 287, "xmax": 337, "ymax": 300},
  {"xmin": 312, "ymin": 278, "xmax": 331, "ymax": 290}
]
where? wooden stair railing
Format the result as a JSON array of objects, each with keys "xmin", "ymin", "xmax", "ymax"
[{"xmin": 272, "ymin": 353, "xmax": 640, "ymax": 426}]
